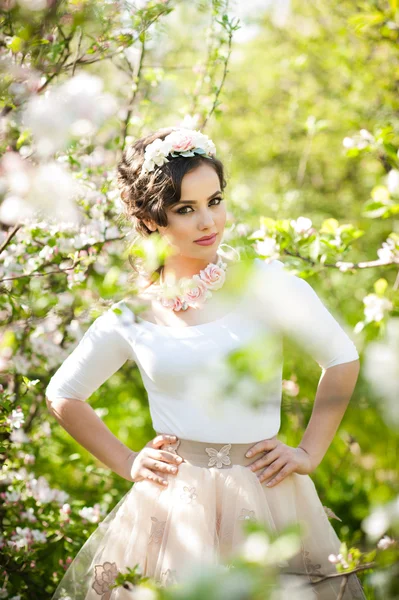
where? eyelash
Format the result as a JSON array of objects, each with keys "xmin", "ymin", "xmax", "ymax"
[{"xmin": 176, "ymin": 197, "xmax": 224, "ymax": 215}]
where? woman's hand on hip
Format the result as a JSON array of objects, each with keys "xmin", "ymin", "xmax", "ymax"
[
  {"xmin": 245, "ymin": 436, "xmax": 313, "ymax": 487},
  {"xmin": 129, "ymin": 433, "xmax": 184, "ymax": 488}
]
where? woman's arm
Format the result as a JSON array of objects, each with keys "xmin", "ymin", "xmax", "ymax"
[
  {"xmin": 242, "ymin": 260, "xmax": 362, "ymax": 484},
  {"xmin": 45, "ymin": 303, "xmax": 139, "ymax": 481},
  {"xmin": 297, "ymin": 358, "xmax": 360, "ymax": 470},
  {"xmin": 46, "ymin": 396, "xmax": 137, "ymax": 481}
]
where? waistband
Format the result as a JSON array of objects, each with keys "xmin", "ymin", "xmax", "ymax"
[{"xmin": 156, "ymin": 432, "xmax": 277, "ymax": 469}]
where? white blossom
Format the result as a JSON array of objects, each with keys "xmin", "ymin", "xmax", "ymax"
[
  {"xmin": 377, "ymin": 535, "xmax": 396, "ymax": 550},
  {"xmin": 363, "ymin": 294, "xmax": 392, "ymax": 322},
  {"xmin": 290, "ymin": 216, "xmax": 312, "ymax": 235},
  {"xmin": 7, "ymin": 408, "xmax": 25, "ymax": 429},
  {"xmin": 31, "ymin": 529, "xmax": 46, "ymax": 543},
  {"xmin": 377, "ymin": 237, "xmax": 398, "ymax": 263},
  {"xmin": 18, "ymin": 0, "xmax": 47, "ymax": 9},
  {"xmin": 38, "ymin": 245, "xmax": 55, "ymax": 261},
  {"xmin": 28, "ymin": 475, "xmax": 69, "ymax": 504},
  {"xmin": 22, "ymin": 73, "xmax": 117, "ymax": 157},
  {"xmin": 363, "ymin": 318, "xmax": 399, "ymax": 426},
  {"xmin": 240, "ymin": 532, "xmax": 270, "ymax": 563},
  {"xmin": 79, "ymin": 504, "xmax": 102, "ymax": 523},
  {"xmin": 336, "ymin": 261, "xmax": 355, "ymax": 272},
  {"xmin": 21, "ymin": 508, "xmax": 37, "ymax": 522},
  {"xmin": 387, "ymin": 169, "xmax": 399, "ymax": 195},
  {"xmin": 5, "ymin": 489, "xmax": 21, "ymax": 503},
  {"xmin": 254, "ymin": 237, "xmax": 279, "ymax": 258},
  {"xmin": 362, "ymin": 496, "xmax": 399, "ymax": 540},
  {"xmin": 10, "ymin": 429, "xmax": 30, "ymax": 444}
]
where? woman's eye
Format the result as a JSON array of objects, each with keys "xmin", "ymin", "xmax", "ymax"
[{"xmin": 177, "ymin": 197, "xmax": 223, "ymax": 215}]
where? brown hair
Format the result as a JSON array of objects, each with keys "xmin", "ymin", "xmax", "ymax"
[{"xmin": 116, "ymin": 127, "xmax": 228, "ymax": 288}]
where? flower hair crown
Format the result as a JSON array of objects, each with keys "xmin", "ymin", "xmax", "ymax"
[{"xmin": 141, "ymin": 128, "xmax": 217, "ymax": 176}]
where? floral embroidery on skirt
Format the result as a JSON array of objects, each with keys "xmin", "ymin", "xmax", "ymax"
[
  {"xmin": 238, "ymin": 507, "xmax": 257, "ymax": 523},
  {"xmin": 91, "ymin": 561, "xmax": 119, "ymax": 599},
  {"xmin": 149, "ymin": 516, "xmax": 166, "ymax": 544},
  {"xmin": 302, "ymin": 548, "xmax": 324, "ymax": 582},
  {"xmin": 180, "ymin": 485, "xmax": 198, "ymax": 503}
]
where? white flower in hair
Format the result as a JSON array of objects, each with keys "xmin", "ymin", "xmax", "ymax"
[{"xmin": 141, "ymin": 128, "xmax": 216, "ymax": 175}]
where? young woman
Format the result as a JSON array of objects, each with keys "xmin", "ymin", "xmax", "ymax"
[{"xmin": 46, "ymin": 127, "xmax": 367, "ymax": 599}]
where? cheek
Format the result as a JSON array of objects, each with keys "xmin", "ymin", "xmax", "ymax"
[
  {"xmin": 217, "ymin": 205, "xmax": 227, "ymax": 224},
  {"xmin": 164, "ymin": 215, "xmax": 191, "ymax": 238}
]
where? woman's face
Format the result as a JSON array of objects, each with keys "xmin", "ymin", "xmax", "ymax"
[{"xmin": 148, "ymin": 162, "xmax": 227, "ymax": 261}]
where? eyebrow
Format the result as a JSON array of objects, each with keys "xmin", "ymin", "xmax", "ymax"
[{"xmin": 174, "ymin": 190, "xmax": 222, "ymax": 205}]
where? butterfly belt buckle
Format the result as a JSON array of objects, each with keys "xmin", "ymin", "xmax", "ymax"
[{"xmin": 205, "ymin": 443, "xmax": 232, "ymax": 469}]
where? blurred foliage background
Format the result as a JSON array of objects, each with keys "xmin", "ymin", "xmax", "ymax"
[{"xmin": 0, "ymin": 0, "xmax": 398, "ymax": 598}]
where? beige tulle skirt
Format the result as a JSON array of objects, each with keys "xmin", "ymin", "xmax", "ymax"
[{"xmin": 51, "ymin": 436, "xmax": 367, "ymax": 600}]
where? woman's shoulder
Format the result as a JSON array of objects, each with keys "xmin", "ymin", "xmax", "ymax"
[
  {"xmin": 107, "ymin": 299, "xmax": 139, "ymax": 327},
  {"xmin": 83, "ymin": 300, "xmax": 138, "ymax": 342},
  {"xmin": 250, "ymin": 257, "xmax": 313, "ymax": 307},
  {"xmin": 253, "ymin": 257, "xmax": 286, "ymax": 271}
]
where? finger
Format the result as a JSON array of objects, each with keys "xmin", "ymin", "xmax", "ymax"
[
  {"xmin": 144, "ymin": 456, "xmax": 179, "ymax": 475},
  {"xmin": 258, "ymin": 458, "xmax": 286, "ymax": 484},
  {"xmin": 145, "ymin": 448, "xmax": 183, "ymax": 466},
  {"xmin": 245, "ymin": 437, "xmax": 278, "ymax": 458},
  {"xmin": 247, "ymin": 448, "xmax": 280, "ymax": 473},
  {"xmin": 140, "ymin": 467, "xmax": 169, "ymax": 487},
  {"xmin": 157, "ymin": 449, "xmax": 184, "ymax": 465},
  {"xmin": 264, "ymin": 464, "xmax": 293, "ymax": 487},
  {"xmin": 152, "ymin": 434, "xmax": 177, "ymax": 448}
]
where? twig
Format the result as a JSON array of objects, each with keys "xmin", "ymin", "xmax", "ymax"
[
  {"xmin": 0, "ymin": 223, "xmax": 22, "ymax": 255},
  {"xmin": 283, "ymin": 249, "xmax": 399, "ymax": 269},
  {"xmin": 0, "ymin": 235, "xmax": 125, "ymax": 284}
]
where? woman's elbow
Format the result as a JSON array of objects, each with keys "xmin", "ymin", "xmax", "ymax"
[{"xmin": 46, "ymin": 395, "xmax": 59, "ymax": 418}]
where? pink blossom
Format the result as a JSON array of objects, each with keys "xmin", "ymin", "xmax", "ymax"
[
  {"xmin": 61, "ymin": 503, "xmax": 71, "ymax": 515},
  {"xmin": 199, "ymin": 264, "xmax": 226, "ymax": 290},
  {"xmin": 170, "ymin": 133, "xmax": 195, "ymax": 152},
  {"xmin": 185, "ymin": 277, "xmax": 209, "ymax": 308},
  {"xmin": 160, "ymin": 295, "xmax": 184, "ymax": 311}
]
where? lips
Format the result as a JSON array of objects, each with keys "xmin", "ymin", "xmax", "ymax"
[{"xmin": 195, "ymin": 233, "xmax": 217, "ymax": 242}]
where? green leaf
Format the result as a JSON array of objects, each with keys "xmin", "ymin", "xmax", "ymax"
[
  {"xmin": 348, "ymin": 12, "xmax": 386, "ymax": 33},
  {"xmin": 320, "ymin": 219, "xmax": 339, "ymax": 234},
  {"xmin": 68, "ymin": 453, "xmax": 81, "ymax": 461},
  {"xmin": 8, "ymin": 36, "xmax": 24, "ymax": 53},
  {"xmin": 374, "ymin": 278, "xmax": 388, "ymax": 296},
  {"xmin": 309, "ymin": 237, "xmax": 320, "ymax": 261}
]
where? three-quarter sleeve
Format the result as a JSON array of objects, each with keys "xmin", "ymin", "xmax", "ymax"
[
  {"xmin": 45, "ymin": 303, "xmax": 136, "ymax": 402},
  {"xmin": 252, "ymin": 258, "xmax": 359, "ymax": 370}
]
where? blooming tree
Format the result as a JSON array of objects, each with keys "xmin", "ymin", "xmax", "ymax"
[{"xmin": 0, "ymin": 0, "xmax": 398, "ymax": 598}]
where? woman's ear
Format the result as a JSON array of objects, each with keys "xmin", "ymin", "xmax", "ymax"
[{"xmin": 142, "ymin": 219, "xmax": 158, "ymax": 232}]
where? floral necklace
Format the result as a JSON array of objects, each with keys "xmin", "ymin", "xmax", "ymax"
[{"xmin": 155, "ymin": 253, "xmax": 228, "ymax": 312}]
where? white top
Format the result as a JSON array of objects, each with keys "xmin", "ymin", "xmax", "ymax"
[{"xmin": 45, "ymin": 258, "xmax": 359, "ymax": 443}]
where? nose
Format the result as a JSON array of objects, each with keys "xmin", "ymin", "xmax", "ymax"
[{"xmin": 198, "ymin": 208, "xmax": 216, "ymax": 229}]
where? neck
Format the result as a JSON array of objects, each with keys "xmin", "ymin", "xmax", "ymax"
[{"xmin": 161, "ymin": 251, "xmax": 219, "ymax": 283}]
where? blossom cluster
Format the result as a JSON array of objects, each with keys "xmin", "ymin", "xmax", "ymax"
[
  {"xmin": 141, "ymin": 128, "xmax": 216, "ymax": 175},
  {"xmin": 158, "ymin": 259, "xmax": 227, "ymax": 311}
]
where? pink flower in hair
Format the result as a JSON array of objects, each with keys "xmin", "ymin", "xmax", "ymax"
[{"xmin": 169, "ymin": 132, "xmax": 195, "ymax": 153}]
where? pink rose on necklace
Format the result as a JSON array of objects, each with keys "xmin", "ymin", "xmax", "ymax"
[
  {"xmin": 160, "ymin": 295, "xmax": 185, "ymax": 311},
  {"xmin": 184, "ymin": 276, "xmax": 209, "ymax": 309},
  {"xmin": 199, "ymin": 264, "xmax": 226, "ymax": 290}
]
